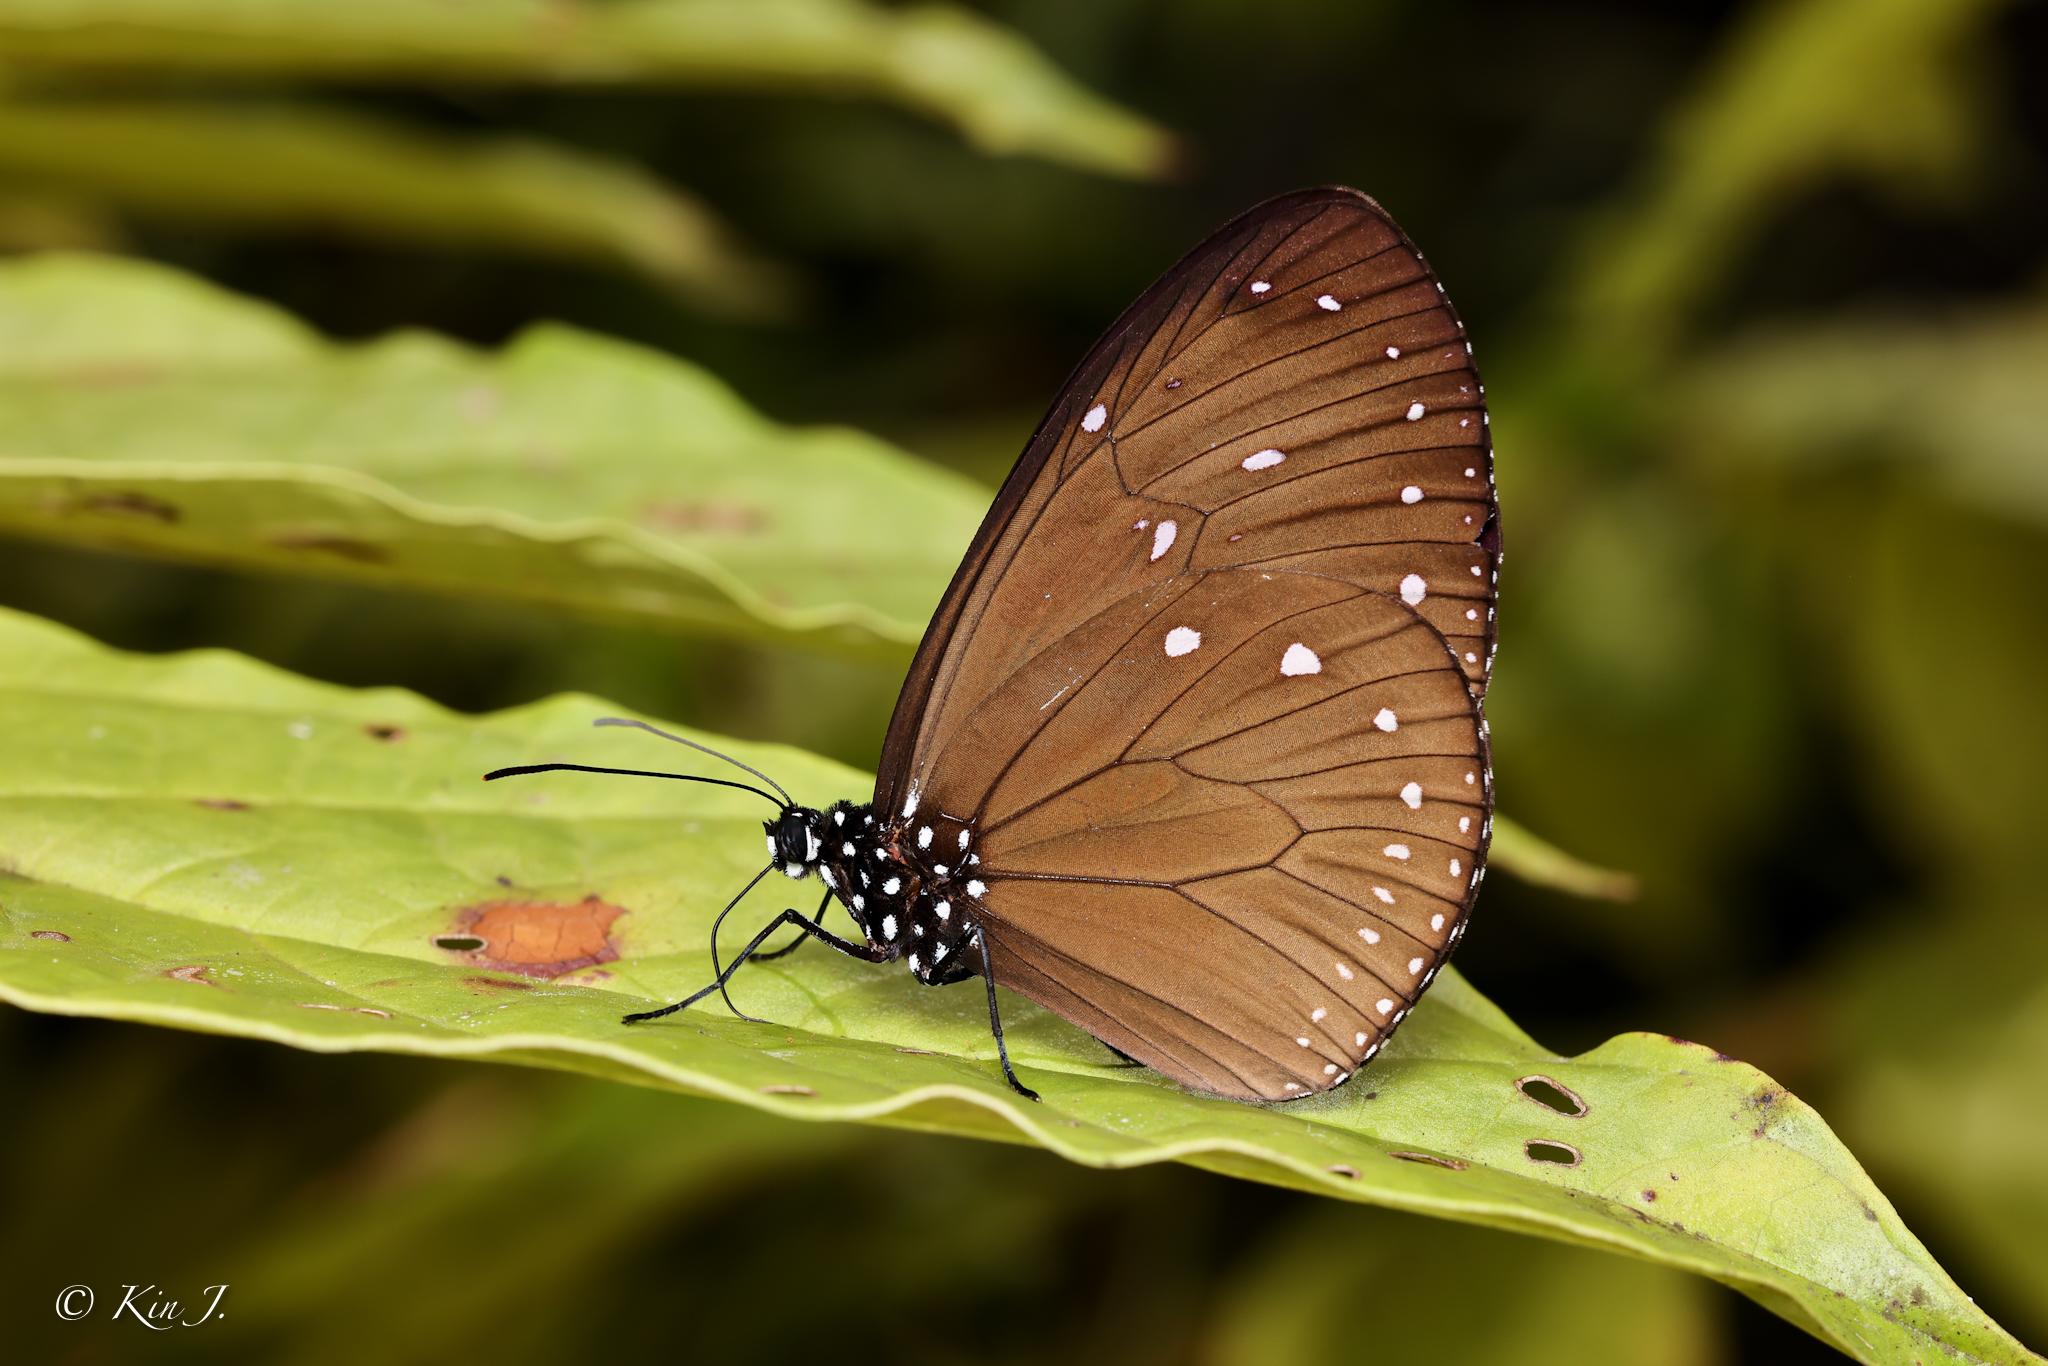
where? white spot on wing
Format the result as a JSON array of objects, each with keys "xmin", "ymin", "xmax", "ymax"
[
  {"xmin": 1249, "ymin": 280, "xmax": 1271, "ymax": 294},
  {"xmin": 1358, "ymin": 925, "xmax": 1382, "ymax": 943},
  {"xmin": 1317, "ymin": 293, "xmax": 1342, "ymax": 311},
  {"xmin": 1164, "ymin": 626, "xmax": 1202, "ymax": 657},
  {"xmin": 1385, "ymin": 345, "xmax": 1401, "ymax": 359},
  {"xmin": 1400, "ymin": 781, "xmax": 1423, "ymax": 810},
  {"xmin": 1400, "ymin": 573, "xmax": 1427, "ymax": 605},
  {"xmin": 1401, "ymin": 485, "xmax": 1424, "ymax": 504},
  {"xmin": 1150, "ymin": 519, "xmax": 1177, "ymax": 561},
  {"xmin": 1241, "ymin": 448, "xmax": 1286, "ymax": 472},
  {"xmin": 1280, "ymin": 643, "xmax": 1321, "ymax": 676},
  {"xmin": 1374, "ymin": 708, "xmax": 1399, "ymax": 732},
  {"xmin": 1384, "ymin": 843, "xmax": 1412, "ymax": 860},
  {"xmin": 1405, "ymin": 402, "xmax": 1426, "ymax": 421},
  {"xmin": 1081, "ymin": 403, "xmax": 1107, "ymax": 433}
]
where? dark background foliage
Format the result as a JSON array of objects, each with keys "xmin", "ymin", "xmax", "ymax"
[{"xmin": 4, "ymin": 1, "xmax": 2044, "ymax": 1361}]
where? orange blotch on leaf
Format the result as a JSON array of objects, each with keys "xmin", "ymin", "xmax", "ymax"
[{"xmin": 440, "ymin": 896, "xmax": 628, "ymax": 979}]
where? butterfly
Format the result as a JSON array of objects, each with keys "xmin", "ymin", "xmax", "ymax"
[{"xmin": 489, "ymin": 187, "xmax": 1498, "ymax": 1103}]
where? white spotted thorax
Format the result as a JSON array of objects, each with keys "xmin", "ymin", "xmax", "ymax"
[{"xmin": 765, "ymin": 800, "xmax": 986, "ymax": 986}]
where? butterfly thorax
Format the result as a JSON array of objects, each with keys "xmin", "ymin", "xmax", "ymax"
[{"xmin": 765, "ymin": 799, "xmax": 986, "ymax": 986}]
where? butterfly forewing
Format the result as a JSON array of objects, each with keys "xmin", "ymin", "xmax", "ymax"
[{"xmin": 876, "ymin": 188, "xmax": 1497, "ymax": 1101}]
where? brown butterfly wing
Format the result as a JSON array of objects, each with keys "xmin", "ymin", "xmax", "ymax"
[{"xmin": 876, "ymin": 189, "xmax": 1496, "ymax": 1101}]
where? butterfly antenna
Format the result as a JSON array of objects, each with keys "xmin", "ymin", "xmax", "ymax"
[
  {"xmin": 481, "ymin": 762, "xmax": 783, "ymax": 808},
  {"xmin": 593, "ymin": 717, "xmax": 796, "ymax": 808},
  {"xmin": 708, "ymin": 862, "xmax": 777, "ymax": 1021}
]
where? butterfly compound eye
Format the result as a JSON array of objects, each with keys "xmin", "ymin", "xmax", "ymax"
[{"xmin": 770, "ymin": 808, "xmax": 821, "ymax": 871}]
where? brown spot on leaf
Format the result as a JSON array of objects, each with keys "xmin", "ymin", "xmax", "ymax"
[
  {"xmin": 269, "ymin": 532, "xmax": 388, "ymax": 564},
  {"xmin": 194, "ymin": 797, "xmax": 250, "ymax": 811},
  {"xmin": 760, "ymin": 1084, "xmax": 817, "ymax": 1097},
  {"xmin": 1640, "ymin": 1189, "xmax": 1658, "ymax": 1202},
  {"xmin": 163, "ymin": 964, "xmax": 214, "ymax": 986},
  {"xmin": 78, "ymin": 490, "xmax": 180, "ymax": 522},
  {"xmin": 1862, "ymin": 1201, "xmax": 1879, "ymax": 1222},
  {"xmin": 30, "ymin": 929, "xmax": 70, "ymax": 942},
  {"xmin": 1387, "ymin": 1150, "xmax": 1467, "ymax": 1171},
  {"xmin": 297, "ymin": 1002, "xmax": 393, "ymax": 1018},
  {"xmin": 895, "ymin": 1046, "xmax": 937, "ymax": 1056},
  {"xmin": 639, "ymin": 499, "xmax": 767, "ymax": 535},
  {"xmin": 441, "ymin": 895, "xmax": 627, "ymax": 978},
  {"xmin": 363, "ymin": 723, "xmax": 406, "ymax": 742},
  {"xmin": 1327, "ymin": 1164, "xmax": 1360, "ymax": 1179},
  {"xmin": 463, "ymin": 974, "xmax": 534, "ymax": 992}
]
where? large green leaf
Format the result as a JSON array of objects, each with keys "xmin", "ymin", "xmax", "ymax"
[
  {"xmin": 1212, "ymin": 1206, "xmax": 1719, "ymax": 1366},
  {"xmin": 0, "ymin": 607, "xmax": 2032, "ymax": 1364},
  {"xmin": 0, "ymin": 100, "xmax": 791, "ymax": 313},
  {"xmin": 0, "ymin": 252, "xmax": 987, "ymax": 657},
  {"xmin": 0, "ymin": 0, "xmax": 1176, "ymax": 178},
  {"xmin": 1681, "ymin": 304, "xmax": 2048, "ymax": 530},
  {"xmin": 1562, "ymin": 0, "xmax": 2008, "ymax": 356}
]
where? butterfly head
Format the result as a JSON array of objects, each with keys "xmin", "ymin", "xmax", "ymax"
[{"xmin": 765, "ymin": 805, "xmax": 826, "ymax": 880}]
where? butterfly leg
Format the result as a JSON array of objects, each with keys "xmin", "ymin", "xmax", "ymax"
[
  {"xmin": 622, "ymin": 909, "xmax": 885, "ymax": 1025},
  {"xmin": 749, "ymin": 888, "xmax": 832, "ymax": 962},
  {"xmin": 974, "ymin": 928, "xmax": 1040, "ymax": 1102}
]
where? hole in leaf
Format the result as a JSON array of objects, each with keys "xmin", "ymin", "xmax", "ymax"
[
  {"xmin": 1524, "ymin": 1139, "xmax": 1582, "ymax": 1167},
  {"xmin": 1516, "ymin": 1074, "xmax": 1588, "ymax": 1117},
  {"xmin": 1387, "ymin": 1150, "xmax": 1467, "ymax": 1171},
  {"xmin": 434, "ymin": 935, "xmax": 486, "ymax": 952}
]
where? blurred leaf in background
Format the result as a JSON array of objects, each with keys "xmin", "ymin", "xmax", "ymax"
[{"xmin": 3, "ymin": 0, "xmax": 2046, "ymax": 1360}]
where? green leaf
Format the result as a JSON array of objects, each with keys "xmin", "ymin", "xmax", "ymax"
[
  {"xmin": 0, "ymin": 0, "xmax": 1177, "ymax": 179},
  {"xmin": 0, "ymin": 606, "xmax": 2032, "ymax": 1364},
  {"xmin": 1682, "ymin": 303, "xmax": 2048, "ymax": 530},
  {"xmin": 1562, "ymin": 0, "xmax": 2008, "ymax": 356},
  {"xmin": 0, "ymin": 252, "xmax": 987, "ymax": 658},
  {"xmin": 1490, "ymin": 814, "xmax": 1637, "ymax": 902},
  {"xmin": 1212, "ymin": 1207, "xmax": 1719, "ymax": 1366},
  {"xmin": 0, "ymin": 100, "xmax": 792, "ymax": 313}
]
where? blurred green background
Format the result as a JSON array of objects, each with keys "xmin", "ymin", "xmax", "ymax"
[{"xmin": 3, "ymin": 0, "xmax": 2044, "ymax": 1361}]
